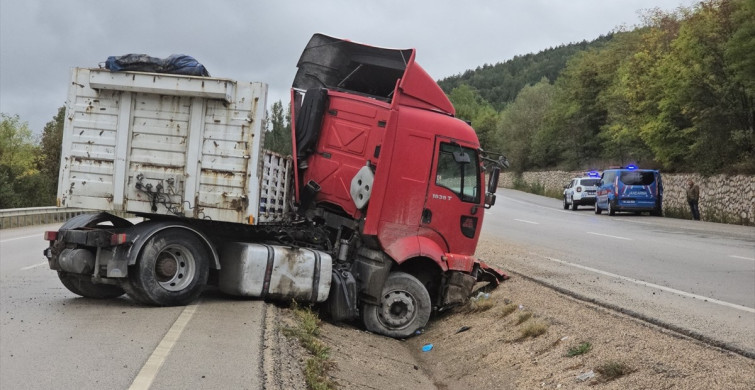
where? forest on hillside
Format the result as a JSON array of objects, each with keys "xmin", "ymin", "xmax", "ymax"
[{"xmin": 442, "ymin": 0, "xmax": 753, "ymax": 175}]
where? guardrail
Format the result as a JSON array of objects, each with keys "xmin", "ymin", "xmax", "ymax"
[{"xmin": 0, "ymin": 207, "xmax": 130, "ymax": 229}]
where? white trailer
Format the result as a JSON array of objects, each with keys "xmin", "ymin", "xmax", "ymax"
[
  {"xmin": 59, "ymin": 68, "xmax": 291, "ymax": 224},
  {"xmin": 46, "ymin": 68, "xmax": 330, "ymax": 307}
]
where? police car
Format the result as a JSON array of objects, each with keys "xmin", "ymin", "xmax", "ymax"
[
  {"xmin": 594, "ymin": 165, "xmax": 663, "ymax": 216},
  {"xmin": 563, "ymin": 172, "xmax": 600, "ymax": 210}
]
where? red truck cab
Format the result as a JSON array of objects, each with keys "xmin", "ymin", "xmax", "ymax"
[{"xmin": 290, "ymin": 34, "xmax": 506, "ymax": 336}]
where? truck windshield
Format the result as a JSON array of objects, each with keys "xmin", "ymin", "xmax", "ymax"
[{"xmin": 436, "ymin": 143, "xmax": 480, "ymax": 203}]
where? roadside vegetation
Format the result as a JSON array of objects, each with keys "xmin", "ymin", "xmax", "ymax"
[
  {"xmin": 282, "ymin": 302, "xmax": 336, "ymax": 390},
  {"xmin": 441, "ymin": 0, "xmax": 753, "ymax": 175},
  {"xmin": 0, "ymin": 109, "xmax": 63, "ymax": 208},
  {"xmin": 566, "ymin": 341, "xmax": 593, "ymax": 357}
]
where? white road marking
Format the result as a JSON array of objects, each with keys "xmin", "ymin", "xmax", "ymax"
[
  {"xmin": 20, "ymin": 262, "xmax": 47, "ymax": 271},
  {"xmin": 514, "ymin": 219, "xmax": 539, "ymax": 225},
  {"xmin": 502, "ymin": 195, "xmax": 573, "ymax": 214},
  {"xmin": 540, "ymin": 255, "xmax": 755, "ymax": 314},
  {"xmin": 0, "ymin": 234, "xmax": 40, "ymax": 243},
  {"xmin": 729, "ymin": 255, "xmax": 755, "ymax": 261},
  {"xmin": 587, "ymin": 231, "xmax": 632, "ymax": 241},
  {"xmin": 129, "ymin": 303, "xmax": 199, "ymax": 390}
]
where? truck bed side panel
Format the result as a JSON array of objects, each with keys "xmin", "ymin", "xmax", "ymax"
[{"xmin": 58, "ymin": 68, "xmax": 270, "ymax": 224}]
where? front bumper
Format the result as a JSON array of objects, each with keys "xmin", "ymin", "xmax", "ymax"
[{"xmin": 574, "ymin": 196, "xmax": 596, "ymax": 205}]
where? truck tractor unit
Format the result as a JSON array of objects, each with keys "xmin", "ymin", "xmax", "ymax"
[{"xmin": 43, "ymin": 34, "xmax": 508, "ymax": 338}]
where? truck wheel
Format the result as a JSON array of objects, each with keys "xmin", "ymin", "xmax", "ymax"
[
  {"xmin": 608, "ymin": 201, "xmax": 616, "ymax": 216},
  {"xmin": 58, "ymin": 271, "xmax": 125, "ymax": 299},
  {"xmin": 563, "ymin": 197, "xmax": 569, "ymax": 210},
  {"xmin": 594, "ymin": 203, "xmax": 602, "ymax": 214},
  {"xmin": 361, "ymin": 272, "xmax": 431, "ymax": 338},
  {"xmin": 127, "ymin": 229, "xmax": 209, "ymax": 306},
  {"xmin": 571, "ymin": 201, "xmax": 578, "ymax": 211}
]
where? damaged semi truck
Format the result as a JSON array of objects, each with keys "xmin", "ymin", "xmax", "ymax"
[{"xmin": 43, "ymin": 34, "xmax": 508, "ymax": 338}]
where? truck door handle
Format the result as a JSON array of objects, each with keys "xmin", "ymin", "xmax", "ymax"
[{"xmin": 422, "ymin": 208, "xmax": 432, "ymax": 224}]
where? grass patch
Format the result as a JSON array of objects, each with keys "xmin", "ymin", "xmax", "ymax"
[
  {"xmin": 520, "ymin": 321, "xmax": 548, "ymax": 338},
  {"xmin": 596, "ymin": 361, "xmax": 633, "ymax": 382},
  {"xmin": 567, "ymin": 342, "xmax": 592, "ymax": 357},
  {"xmin": 499, "ymin": 303, "xmax": 518, "ymax": 317},
  {"xmin": 463, "ymin": 297, "xmax": 495, "ymax": 313},
  {"xmin": 515, "ymin": 311, "xmax": 532, "ymax": 325},
  {"xmin": 282, "ymin": 302, "xmax": 337, "ymax": 390}
]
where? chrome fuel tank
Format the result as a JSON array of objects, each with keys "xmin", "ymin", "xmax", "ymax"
[{"xmin": 218, "ymin": 242, "xmax": 332, "ymax": 302}]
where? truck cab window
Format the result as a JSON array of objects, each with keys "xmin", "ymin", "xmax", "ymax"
[{"xmin": 435, "ymin": 143, "xmax": 480, "ymax": 203}]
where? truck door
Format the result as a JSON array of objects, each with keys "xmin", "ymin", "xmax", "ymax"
[{"xmin": 420, "ymin": 139, "xmax": 482, "ymax": 255}]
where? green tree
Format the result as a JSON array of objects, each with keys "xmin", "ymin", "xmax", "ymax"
[
  {"xmin": 472, "ymin": 106, "xmax": 499, "ymax": 153},
  {"xmin": 641, "ymin": 0, "xmax": 754, "ymax": 172},
  {"xmin": 0, "ymin": 113, "xmax": 48, "ymax": 208},
  {"xmin": 264, "ymin": 100, "xmax": 292, "ymax": 155},
  {"xmin": 496, "ymin": 78, "xmax": 556, "ymax": 173},
  {"xmin": 543, "ymin": 47, "xmax": 614, "ymax": 170},
  {"xmin": 39, "ymin": 106, "xmax": 66, "ymax": 204},
  {"xmin": 447, "ymin": 84, "xmax": 499, "ymax": 151}
]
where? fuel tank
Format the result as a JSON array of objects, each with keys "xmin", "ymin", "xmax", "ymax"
[{"xmin": 218, "ymin": 242, "xmax": 332, "ymax": 302}]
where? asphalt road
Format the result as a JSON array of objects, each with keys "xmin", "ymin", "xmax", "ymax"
[
  {"xmin": 0, "ymin": 223, "xmax": 268, "ymax": 390},
  {"xmin": 1, "ymin": 193, "xmax": 754, "ymax": 388},
  {"xmin": 482, "ymin": 188, "xmax": 755, "ymax": 356}
]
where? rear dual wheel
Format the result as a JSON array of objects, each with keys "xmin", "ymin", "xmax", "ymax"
[{"xmin": 55, "ymin": 213, "xmax": 132, "ymax": 299}]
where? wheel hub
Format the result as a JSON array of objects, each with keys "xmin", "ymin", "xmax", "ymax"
[
  {"xmin": 379, "ymin": 291, "xmax": 416, "ymax": 328},
  {"xmin": 153, "ymin": 245, "xmax": 195, "ymax": 291},
  {"xmin": 155, "ymin": 254, "xmax": 178, "ymax": 282}
]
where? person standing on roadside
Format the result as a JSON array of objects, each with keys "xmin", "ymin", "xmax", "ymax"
[{"xmin": 686, "ymin": 180, "xmax": 700, "ymax": 220}]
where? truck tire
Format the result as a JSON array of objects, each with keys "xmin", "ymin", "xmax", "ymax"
[
  {"xmin": 594, "ymin": 203, "xmax": 602, "ymax": 214},
  {"xmin": 608, "ymin": 200, "xmax": 616, "ymax": 216},
  {"xmin": 58, "ymin": 271, "xmax": 125, "ymax": 299},
  {"xmin": 361, "ymin": 272, "xmax": 431, "ymax": 338},
  {"xmin": 126, "ymin": 229, "xmax": 210, "ymax": 306},
  {"xmin": 571, "ymin": 201, "xmax": 578, "ymax": 211},
  {"xmin": 563, "ymin": 197, "xmax": 569, "ymax": 210}
]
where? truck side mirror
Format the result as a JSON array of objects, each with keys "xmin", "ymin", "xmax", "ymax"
[
  {"xmin": 485, "ymin": 192, "xmax": 496, "ymax": 208},
  {"xmin": 487, "ymin": 167, "xmax": 500, "ymax": 195}
]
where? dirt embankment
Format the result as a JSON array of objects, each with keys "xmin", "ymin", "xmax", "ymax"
[{"xmin": 287, "ymin": 240, "xmax": 755, "ymax": 389}]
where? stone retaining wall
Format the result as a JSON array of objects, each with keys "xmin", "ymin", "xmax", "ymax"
[{"xmin": 500, "ymin": 171, "xmax": 755, "ymax": 225}]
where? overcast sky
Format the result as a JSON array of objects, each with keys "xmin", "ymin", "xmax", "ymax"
[{"xmin": 1, "ymin": 0, "xmax": 693, "ymax": 134}]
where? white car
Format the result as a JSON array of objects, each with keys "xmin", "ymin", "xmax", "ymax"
[{"xmin": 563, "ymin": 176, "xmax": 600, "ymax": 210}]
